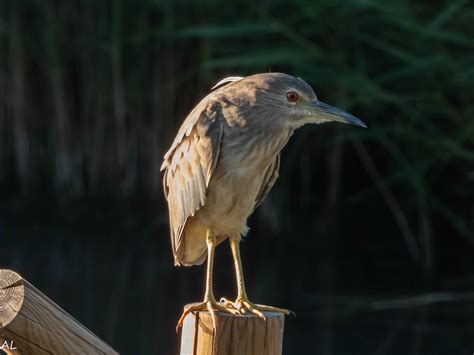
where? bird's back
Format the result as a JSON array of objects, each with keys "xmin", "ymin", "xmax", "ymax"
[{"xmin": 162, "ymin": 73, "xmax": 295, "ymax": 266}]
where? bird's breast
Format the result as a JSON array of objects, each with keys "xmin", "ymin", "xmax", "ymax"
[
  {"xmin": 196, "ymin": 164, "xmax": 265, "ymax": 237},
  {"xmin": 194, "ymin": 128, "xmax": 291, "ymax": 237}
]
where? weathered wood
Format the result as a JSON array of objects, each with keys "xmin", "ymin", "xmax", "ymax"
[
  {"xmin": 0, "ymin": 335, "xmax": 21, "ymax": 355},
  {"xmin": 180, "ymin": 310, "xmax": 284, "ymax": 355},
  {"xmin": 0, "ymin": 269, "xmax": 118, "ymax": 355}
]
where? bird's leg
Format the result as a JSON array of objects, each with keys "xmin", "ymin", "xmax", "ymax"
[
  {"xmin": 176, "ymin": 229, "xmax": 238, "ymax": 332},
  {"xmin": 220, "ymin": 236, "xmax": 293, "ymax": 318}
]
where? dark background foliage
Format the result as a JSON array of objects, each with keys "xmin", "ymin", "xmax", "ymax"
[{"xmin": 1, "ymin": 0, "xmax": 473, "ymax": 354}]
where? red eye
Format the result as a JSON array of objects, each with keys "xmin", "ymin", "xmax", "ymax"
[{"xmin": 286, "ymin": 92, "xmax": 299, "ymax": 102}]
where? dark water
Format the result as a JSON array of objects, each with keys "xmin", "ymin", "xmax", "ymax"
[{"xmin": 1, "ymin": 200, "xmax": 473, "ymax": 355}]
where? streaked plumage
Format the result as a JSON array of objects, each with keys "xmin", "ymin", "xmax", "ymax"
[
  {"xmin": 162, "ymin": 73, "xmax": 366, "ymax": 330},
  {"xmin": 162, "ymin": 74, "xmax": 297, "ymax": 265}
]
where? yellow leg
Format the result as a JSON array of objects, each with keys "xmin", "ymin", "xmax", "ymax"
[
  {"xmin": 176, "ymin": 229, "xmax": 238, "ymax": 332},
  {"xmin": 220, "ymin": 237, "xmax": 293, "ymax": 318}
]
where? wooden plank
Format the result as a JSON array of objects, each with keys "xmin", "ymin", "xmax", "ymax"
[
  {"xmin": 0, "ymin": 269, "xmax": 118, "ymax": 355},
  {"xmin": 0, "ymin": 334, "xmax": 24, "ymax": 355},
  {"xmin": 195, "ymin": 312, "xmax": 214, "ymax": 355},
  {"xmin": 229, "ymin": 314, "xmax": 247, "ymax": 355},
  {"xmin": 1, "ymin": 330, "xmax": 50, "ymax": 355},
  {"xmin": 180, "ymin": 312, "xmax": 198, "ymax": 355},
  {"xmin": 245, "ymin": 314, "xmax": 266, "ymax": 355},
  {"xmin": 213, "ymin": 313, "xmax": 232, "ymax": 354},
  {"xmin": 180, "ymin": 310, "xmax": 285, "ymax": 355},
  {"xmin": 264, "ymin": 312, "xmax": 284, "ymax": 355}
]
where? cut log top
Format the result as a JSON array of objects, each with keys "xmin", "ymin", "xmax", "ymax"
[
  {"xmin": 0, "ymin": 270, "xmax": 24, "ymax": 328},
  {"xmin": 180, "ymin": 310, "xmax": 285, "ymax": 355},
  {"xmin": 0, "ymin": 269, "xmax": 118, "ymax": 355}
]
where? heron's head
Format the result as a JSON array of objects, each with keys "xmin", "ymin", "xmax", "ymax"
[{"xmin": 214, "ymin": 73, "xmax": 366, "ymax": 130}]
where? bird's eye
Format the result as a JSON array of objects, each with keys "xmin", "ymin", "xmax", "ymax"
[{"xmin": 286, "ymin": 92, "xmax": 299, "ymax": 102}]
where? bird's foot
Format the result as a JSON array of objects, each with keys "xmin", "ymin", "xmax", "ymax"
[
  {"xmin": 220, "ymin": 296, "xmax": 294, "ymax": 319},
  {"xmin": 176, "ymin": 297, "xmax": 239, "ymax": 332}
]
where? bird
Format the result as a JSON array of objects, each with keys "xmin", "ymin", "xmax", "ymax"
[{"xmin": 161, "ymin": 73, "xmax": 366, "ymax": 331}]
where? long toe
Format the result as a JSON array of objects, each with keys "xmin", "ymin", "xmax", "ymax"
[
  {"xmin": 231, "ymin": 298, "xmax": 294, "ymax": 317},
  {"xmin": 176, "ymin": 299, "xmax": 240, "ymax": 333},
  {"xmin": 216, "ymin": 302, "xmax": 240, "ymax": 315},
  {"xmin": 176, "ymin": 301, "xmax": 208, "ymax": 332},
  {"xmin": 252, "ymin": 303, "xmax": 294, "ymax": 315},
  {"xmin": 219, "ymin": 297, "xmax": 242, "ymax": 313}
]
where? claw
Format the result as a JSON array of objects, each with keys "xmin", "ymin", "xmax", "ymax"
[
  {"xmin": 252, "ymin": 303, "xmax": 295, "ymax": 316},
  {"xmin": 176, "ymin": 299, "xmax": 240, "ymax": 333},
  {"xmin": 220, "ymin": 297, "xmax": 239, "ymax": 311},
  {"xmin": 220, "ymin": 296, "xmax": 293, "ymax": 318},
  {"xmin": 207, "ymin": 302, "xmax": 217, "ymax": 331}
]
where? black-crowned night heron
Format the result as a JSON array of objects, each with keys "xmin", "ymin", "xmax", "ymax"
[{"xmin": 161, "ymin": 73, "xmax": 366, "ymax": 330}]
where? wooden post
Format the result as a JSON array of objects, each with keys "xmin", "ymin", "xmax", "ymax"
[
  {"xmin": 180, "ymin": 311, "xmax": 285, "ymax": 355},
  {"xmin": 0, "ymin": 269, "xmax": 118, "ymax": 355}
]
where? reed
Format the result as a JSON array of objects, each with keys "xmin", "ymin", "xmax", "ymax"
[{"xmin": 0, "ymin": 5, "xmax": 472, "ymax": 344}]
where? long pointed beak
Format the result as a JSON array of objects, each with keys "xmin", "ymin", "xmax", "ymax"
[{"xmin": 310, "ymin": 100, "xmax": 367, "ymax": 128}]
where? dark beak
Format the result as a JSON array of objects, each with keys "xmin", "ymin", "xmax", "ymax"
[{"xmin": 310, "ymin": 100, "xmax": 367, "ymax": 128}]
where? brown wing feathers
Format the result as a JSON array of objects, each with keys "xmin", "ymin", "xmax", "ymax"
[{"xmin": 161, "ymin": 102, "xmax": 223, "ymax": 261}]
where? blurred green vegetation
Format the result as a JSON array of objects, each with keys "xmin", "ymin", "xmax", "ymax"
[
  {"xmin": 0, "ymin": 0, "xmax": 473, "ymax": 354},
  {"xmin": 1, "ymin": 0, "xmax": 472, "ymax": 262}
]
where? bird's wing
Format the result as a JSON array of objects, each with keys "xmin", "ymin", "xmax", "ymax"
[
  {"xmin": 251, "ymin": 153, "xmax": 281, "ymax": 213},
  {"xmin": 161, "ymin": 101, "xmax": 223, "ymax": 262}
]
